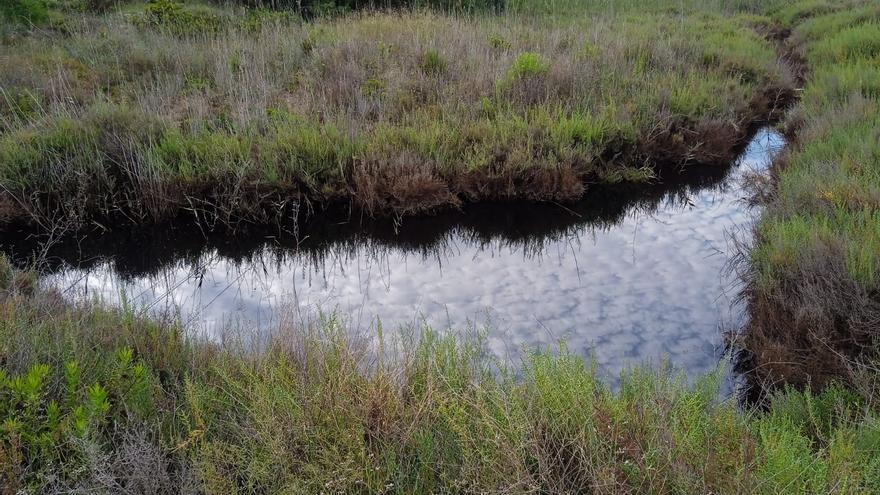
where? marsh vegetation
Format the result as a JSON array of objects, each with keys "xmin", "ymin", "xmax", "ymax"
[
  {"xmin": 0, "ymin": 0, "xmax": 792, "ymax": 230},
  {"xmin": 735, "ymin": 0, "xmax": 880, "ymax": 396},
  {"xmin": 2, "ymin": 0, "xmax": 880, "ymax": 493},
  {"xmin": 2, "ymin": 268, "xmax": 880, "ymax": 493}
]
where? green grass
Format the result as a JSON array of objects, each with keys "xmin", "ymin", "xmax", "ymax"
[
  {"xmin": 0, "ymin": 0, "xmax": 50, "ymax": 23},
  {"xmin": 793, "ymin": 3, "xmax": 880, "ymax": 42},
  {"xmin": 0, "ymin": 2, "xmax": 786, "ymax": 227},
  {"xmin": 1, "ymin": 271, "xmax": 879, "ymax": 493},
  {"xmin": 809, "ymin": 22, "xmax": 880, "ymax": 64},
  {"xmin": 750, "ymin": 0, "xmax": 880, "ymax": 290},
  {"xmin": 3, "ymin": 0, "xmax": 880, "ymax": 489},
  {"xmin": 741, "ymin": 0, "xmax": 880, "ymax": 391}
]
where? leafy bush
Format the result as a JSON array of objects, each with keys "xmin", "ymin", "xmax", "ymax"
[
  {"xmin": 138, "ymin": 0, "xmax": 226, "ymax": 35},
  {"xmin": 0, "ymin": 0, "xmax": 50, "ymax": 24},
  {"xmin": 0, "ymin": 350, "xmax": 157, "ymax": 490}
]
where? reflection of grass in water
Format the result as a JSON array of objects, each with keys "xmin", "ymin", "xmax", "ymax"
[
  {"xmin": 0, "ymin": 134, "xmax": 748, "ymax": 282},
  {"xmin": 2, "ymin": 276, "xmax": 879, "ymax": 493}
]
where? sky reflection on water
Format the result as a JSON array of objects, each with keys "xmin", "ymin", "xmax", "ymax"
[{"xmin": 43, "ymin": 129, "xmax": 784, "ymax": 381}]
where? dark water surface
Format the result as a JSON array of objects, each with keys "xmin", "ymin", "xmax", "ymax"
[{"xmin": 4, "ymin": 129, "xmax": 783, "ymax": 381}]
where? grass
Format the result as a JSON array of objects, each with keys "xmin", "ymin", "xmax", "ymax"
[
  {"xmin": 737, "ymin": 0, "xmax": 880, "ymax": 393},
  {"xmin": 0, "ymin": 0, "xmax": 790, "ymax": 229},
  {"xmin": 3, "ymin": 0, "xmax": 880, "ymax": 491},
  {"xmin": 1, "ymin": 263, "xmax": 879, "ymax": 493}
]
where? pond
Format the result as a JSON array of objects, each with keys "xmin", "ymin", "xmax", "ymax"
[{"xmin": 2, "ymin": 128, "xmax": 784, "ymax": 382}]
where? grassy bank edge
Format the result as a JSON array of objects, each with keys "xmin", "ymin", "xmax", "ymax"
[
  {"xmin": 735, "ymin": 0, "xmax": 880, "ymax": 395},
  {"xmin": 2, "ymin": 257, "xmax": 880, "ymax": 492},
  {"xmin": 0, "ymin": 2, "xmax": 793, "ymax": 232}
]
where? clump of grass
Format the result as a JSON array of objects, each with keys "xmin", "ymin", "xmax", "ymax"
[
  {"xmin": 809, "ymin": 21, "xmax": 880, "ymax": 64},
  {"xmin": 507, "ymin": 51, "xmax": 549, "ymax": 79},
  {"xmin": 419, "ymin": 48, "xmax": 446, "ymax": 74}
]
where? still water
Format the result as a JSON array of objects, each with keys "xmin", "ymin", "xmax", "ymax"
[{"xmin": 14, "ymin": 129, "xmax": 783, "ymax": 380}]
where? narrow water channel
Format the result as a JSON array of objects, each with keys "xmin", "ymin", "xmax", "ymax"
[{"xmin": 3, "ymin": 128, "xmax": 784, "ymax": 381}]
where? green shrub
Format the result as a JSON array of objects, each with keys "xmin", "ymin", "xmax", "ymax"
[
  {"xmin": 0, "ymin": 0, "xmax": 50, "ymax": 24},
  {"xmin": 240, "ymin": 7, "xmax": 298, "ymax": 32},
  {"xmin": 139, "ymin": 0, "xmax": 226, "ymax": 35},
  {"xmin": 507, "ymin": 51, "xmax": 549, "ymax": 79},
  {"xmin": 143, "ymin": 0, "xmax": 183, "ymax": 23},
  {"xmin": 0, "ymin": 350, "xmax": 157, "ymax": 488}
]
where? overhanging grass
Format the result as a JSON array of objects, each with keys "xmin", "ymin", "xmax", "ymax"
[{"xmin": 1, "ymin": 273, "xmax": 879, "ymax": 493}]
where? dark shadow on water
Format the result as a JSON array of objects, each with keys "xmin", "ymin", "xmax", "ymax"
[
  {"xmin": 0, "ymin": 128, "xmax": 786, "ymax": 396},
  {"xmin": 0, "ymin": 162, "xmax": 734, "ymax": 278}
]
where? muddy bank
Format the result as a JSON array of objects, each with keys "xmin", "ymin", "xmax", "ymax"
[{"xmin": 3, "ymin": 129, "xmax": 766, "ymax": 274}]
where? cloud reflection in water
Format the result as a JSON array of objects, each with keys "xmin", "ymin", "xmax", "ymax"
[{"xmin": 46, "ymin": 129, "xmax": 784, "ymax": 381}]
